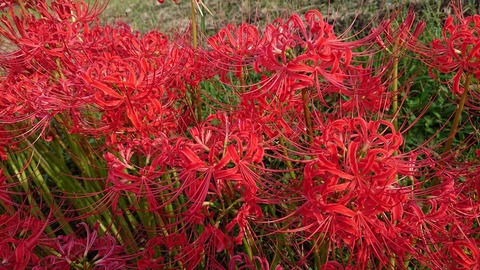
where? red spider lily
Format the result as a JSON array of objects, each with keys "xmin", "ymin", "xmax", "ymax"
[
  {"xmin": 72, "ymin": 24, "xmax": 198, "ymax": 136},
  {"xmin": 282, "ymin": 117, "xmax": 411, "ymax": 267},
  {"xmin": 250, "ymin": 10, "xmax": 349, "ymax": 103},
  {"xmin": 444, "ymin": 240, "xmax": 480, "ymax": 269},
  {"xmin": 393, "ymin": 166, "xmax": 480, "ymax": 268},
  {"xmin": 229, "ymin": 252, "xmax": 283, "ymax": 270},
  {"xmin": 80, "ymin": 57, "xmax": 152, "ymax": 131},
  {"xmin": 100, "ymin": 136, "xmax": 187, "ymax": 217},
  {"xmin": 403, "ymin": 203, "xmax": 479, "ymax": 268},
  {"xmin": 224, "ymin": 125, "xmax": 264, "ymax": 195},
  {"xmin": 175, "ymin": 114, "xmax": 268, "ymax": 251},
  {"xmin": 175, "ymin": 225, "xmax": 234, "ymax": 269},
  {"xmin": 207, "ymin": 23, "xmax": 263, "ymax": 82},
  {"xmin": 179, "ymin": 112, "xmax": 265, "ymax": 202},
  {"xmin": 238, "ymin": 82, "xmax": 306, "ymax": 142},
  {"xmin": 0, "ymin": 1, "xmax": 111, "ymax": 143},
  {"xmin": 34, "ymin": 223, "xmax": 126, "ymax": 270},
  {"xmin": 0, "ymin": 211, "xmax": 51, "ymax": 270},
  {"xmin": 0, "ymin": 0, "xmax": 478, "ymax": 268},
  {"xmin": 0, "ymin": 0, "xmax": 105, "ymax": 21},
  {"xmin": 178, "ymin": 145, "xmax": 233, "ymax": 222},
  {"xmin": 226, "ymin": 201, "xmax": 263, "ymax": 245},
  {"xmin": 0, "ymin": 0, "xmax": 104, "ymax": 70},
  {"xmin": 0, "ymin": 72, "xmax": 69, "ymax": 139},
  {"xmin": 240, "ymin": 74, "xmax": 305, "ymax": 133},
  {"xmin": 103, "ymin": 151, "xmax": 164, "ymax": 213},
  {"xmin": 1, "ymin": 2, "xmax": 195, "ymax": 139},
  {"xmin": 324, "ymin": 65, "xmax": 390, "ymax": 115},
  {"xmin": 250, "ymin": 9, "xmax": 393, "ymax": 107},
  {"xmin": 375, "ymin": 8, "xmax": 425, "ymax": 52},
  {"xmin": 429, "ymin": 11, "xmax": 480, "ymax": 94}
]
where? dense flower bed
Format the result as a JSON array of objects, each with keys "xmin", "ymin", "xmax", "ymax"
[{"xmin": 0, "ymin": 0, "xmax": 479, "ymax": 269}]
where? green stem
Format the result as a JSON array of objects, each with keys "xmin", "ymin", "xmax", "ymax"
[
  {"xmin": 314, "ymin": 236, "xmax": 328, "ymax": 269},
  {"xmin": 17, "ymin": 0, "xmax": 28, "ymax": 15},
  {"xmin": 30, "ymin": 138, "xmax": 118, "ymax": 237},
  {"xmin": 314, "ymin": 245, "xmax": 321, "ymax": 270},
  {"xmin": 138, "ymin": 196, "xmax": 156, "ymax": 240},
  {"xmin": 199, "ymin": 4, "xmax": 206, "ymax": 34},
  {"xmin": 444, "ymin": 73, "xmax": 473, "ymax": 154},
  {"xmin": 190, "ymin": 0, "xmax": 198, "ymax": 50},
  {"xmin": 27, "ymin": 158, "xmax": 74, "ymax": 235},
  {"xmin": 243, "ymin": 235, "xmax": 254, "ymax": 261},
  {"xmin": 7, "ymin": 154, "xmax": 48, "ymax": 226},
  {"xmin": 190, "ymin": 0, "xmax": 202, "ymax": 123},
  {"xmin": 153, "ymin": 211, "xmax": 184, "ymax": 269},
  {"xmin": 279, "ymin": 136, "xmax": 296, "ymax": 180},
  {"xmin": 214, "ymin": 198, "xmax": 243, "ymax": 227},
  {"xmin": 390, "ymin": 45, "xmax": 400, "ymax": 182}
]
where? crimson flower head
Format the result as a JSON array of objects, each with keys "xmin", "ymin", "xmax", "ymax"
[
  {"xmin": 207, "ymin": 23, "xmax": 263, "ymax": 82},
  {"xmin": 430, "ymin": 12, "xmax": 480, "ymax": 93},
  {"xmin": 325, "ymin": 65, "xmax": 390, "ymax": 115},
  {"xmin": 293, "ymin": 117, "xmax": 408, "ymax": 267}
]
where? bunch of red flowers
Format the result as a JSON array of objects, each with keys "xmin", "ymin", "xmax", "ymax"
[{"xmin": 0, "ymin": 0, "xmax": 478, "ymax": 269}]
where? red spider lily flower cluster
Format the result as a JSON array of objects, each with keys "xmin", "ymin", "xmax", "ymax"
[
  {"xmin": 34, "ymin": 223, "xmax": 126, "ymax": 269},
  {"xmin": 429, "ymin": 10, "xmax": 480, "ymax": 94},
  {"xmin": 0, "ymin": 0, "xmax": 479, "ymax": 269}
]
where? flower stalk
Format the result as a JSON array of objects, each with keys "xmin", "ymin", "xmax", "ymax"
[
  {"xmin": 443, "ymin": 73, "xmax": 473, "ymax": 154},
  {"xmin": 190, "ymin": 0, "xmax": 202, "ymax": 123}
]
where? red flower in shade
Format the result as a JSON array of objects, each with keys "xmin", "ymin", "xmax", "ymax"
[
  {"xmin": 34, "ymin": 223, "xmax": 126, "ymax": 270},
  {"xmin": 229, "ymin": 252, "xmax": 283, "ymax": 270},
  {"xmin": 226, "ymin": 202, "xmax": 263, "ymax": 245},
  {"xmin": 430, "ymin": 12, "xmax": 480, "ymax": 94},
  {"xmin": 137, "ymin": 231, "xmax": 188, "ymax": 269},
  {"xmin": 176, "ymin": 225, "xmax": 234, "ymax": 269},
  {"xmin": 0, "ymin": 211, "xmax": 50, "ymax": 270}
]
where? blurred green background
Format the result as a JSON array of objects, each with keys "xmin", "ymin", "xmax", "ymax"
[{"xmin": 97, "ymin": 0, "xmax": 479, "ymax": 34}]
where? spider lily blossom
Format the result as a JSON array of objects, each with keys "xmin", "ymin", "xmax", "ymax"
[
  {"xmin": 429, "ymin": 12, "xmax": 480, "ymax": 94},
  {"xmin": 0, "ymin": 0, "xmax": 478, "ymax": 269}
]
